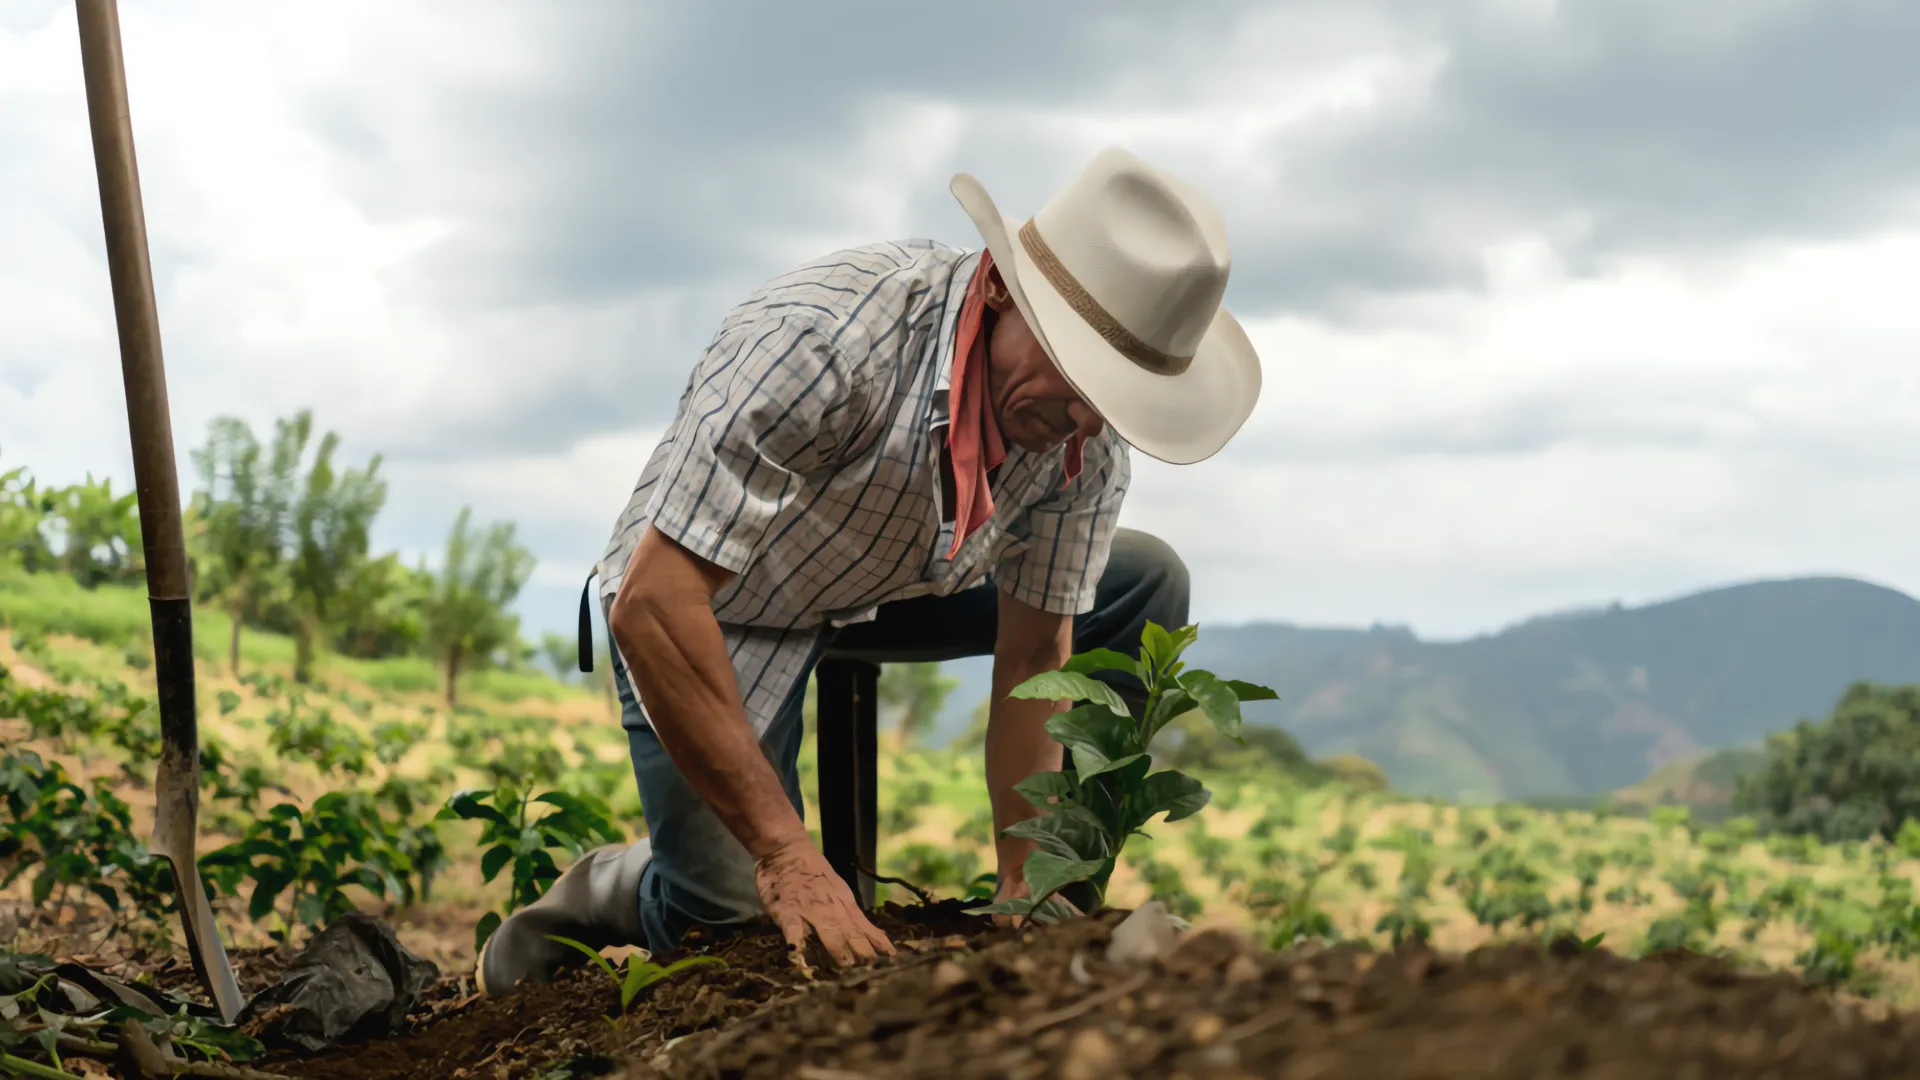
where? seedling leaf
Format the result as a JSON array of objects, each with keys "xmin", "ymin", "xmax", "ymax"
[
  {"xmin": 545, "ymin": 934, "xmax": 621, "ymax": 984},
  {"xmin": 1177, "ymin": 669, "xmax": 1245, "ymax": 741},
  {"xmin": 1012, "ymin": 771, "xmax": 1076, "ymax": 809},
  {"xmin": 621, "ymin": 955, "xmax": 726, "ymax": 1009},
  {"xmin": 438, "ymin": 790, "xmax": 512, "ymax": 828},
  {"xmin": 1225, "ymin": 678, "xmax": 1279, "ymax": 702},
  {"xmin": 480, "ymin": 845, "xmax": 513, "ymax": 883},
  {"xmin": 1140, "ymin": 621, "xmax": 1198, "ymax": 674},
  {"xmin": 1128, "ymin": 769, "xmax": 1211, "ymax": 831},
  {"xmin": 1044, "ymin": 706, "xmax": 1136, "ymax": 776},
  {"xmin": 1144, "ymin": 687, "xmax": 1196, "ymax": 742},
  {"xmin": 1078, "ymin": 752, "xmax": 1147, "ymax": 781},
  {"xmin": 1008, "ymin": 672, "xmax": 1131, "ymax": 718},
  {"xmin": 1061, "ymin": 648, "xmax": 1142, "ymax": 681},
  {"xmin": 474, "ymin": 911, "xmax": 502, "ymax": 953},
  {"xmin": 1003, "ymin": 810, "xmax": 1109, "ymax": 864},
  {"xmin": 1022, "ymin": 851, "xmax": 1103, "ymax": 905}
]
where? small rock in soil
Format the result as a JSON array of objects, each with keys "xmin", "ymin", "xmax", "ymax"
[{"xmin": 1106, "ymin": 901, "xmax": 1180, "ymax": 965}]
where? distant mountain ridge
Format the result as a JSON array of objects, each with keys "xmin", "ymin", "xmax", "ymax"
[{"xmin": 928, "ymin": 576, "xmax": 1920, "ymax": 803}]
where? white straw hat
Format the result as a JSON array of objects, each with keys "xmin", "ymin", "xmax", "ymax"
[{"xmin": 950, "ymin": 147, "xmax": 1261, "ymax": 464}]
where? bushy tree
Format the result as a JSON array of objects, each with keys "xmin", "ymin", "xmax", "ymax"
[
  {"xmin": 330, "ymin": 552, "xmax": 433, "ymax": 659},
  {"xmin": 1733, "ymin": 682, "xmax": 1920, "ymax": 842},
  {"xmin": 190, "ymin": 416, "xmax": 303, "ymax": 673},
  {"xmin": 878, "ymin": 662, "xmax": 959, "ymax": 746},
  {"xmin": 286, "ymin": 426, "xmax": 388, "ymax": 683},
  {"xmin": 424, "ymin": 506, "xmax": 534, "ymax": 708},
  {"xmin": 44, "ymin": 474, "xmax": 141, "ymax": 587},
  {"xmin": 539, "ymin": 632, "xmax": 578, "ymax": 682},
  {"xmin": 0, "ymin": 457, "xmax": 55, "ymax": 571}
]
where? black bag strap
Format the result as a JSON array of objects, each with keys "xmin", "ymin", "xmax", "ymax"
[{"xmin": 577, "ymin": 569, "xmax": 597, "ymax": 673}]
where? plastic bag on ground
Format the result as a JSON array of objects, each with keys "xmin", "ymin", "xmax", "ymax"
[{"xmin": 240, "ymin": 912, "xmax": 439, "ymax": 1051}]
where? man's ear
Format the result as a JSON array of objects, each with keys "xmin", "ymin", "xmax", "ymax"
[{"xmin": 983, "ymin": 266, "xmax": 1014, "ymax": 313}]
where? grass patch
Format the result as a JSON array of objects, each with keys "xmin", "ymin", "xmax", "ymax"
[
  {"xmin": 0, "ymin": 566, "xmax": 151, "ymax": 649},
  {"xmin": 466, "ymin": 667, "xmax": 575, "ymax": 704},
  {"xmin": 354, "ymin": 656, "xmax": 442, "ymax": 695},
  {"xmin": 0, "ymin": 566, "xmax": 560, "ymax": 703}
]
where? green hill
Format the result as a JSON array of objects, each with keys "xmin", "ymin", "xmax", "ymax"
[
  {"xmin": 1611, "ymin": 744, "xmax": 1769, "ymax": 819},
  {"xmin": 933, "ymin": 576, "xmax": 1920, "ymax": 803}
]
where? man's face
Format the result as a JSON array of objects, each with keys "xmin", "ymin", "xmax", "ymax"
[{"xmin": 984, "ymin": 273, "xmax": 1106, "ymax": 453}]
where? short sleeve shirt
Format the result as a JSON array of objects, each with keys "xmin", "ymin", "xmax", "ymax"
[{"xmin": 594, "ymin": 240, "xmax": 1131, "ymax": 737}]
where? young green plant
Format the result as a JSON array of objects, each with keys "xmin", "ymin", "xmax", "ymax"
[
  {"xmin": 975, "ymin": 621, "xmax": 1278, "ymax": 923},
  {"xmin": 545, "ymin": 936, "xmax": 725, "ymax": 1012},
  {"xmin": 438, "ymin": 788, "xmax": 624, "ymax": 952}
]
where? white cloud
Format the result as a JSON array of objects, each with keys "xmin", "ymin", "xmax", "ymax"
[
  {"xmin": 3, "ymin": 0, "xmax": 1918, "ymax": 648},
  {"xmin": 1126, "ymin": 230, "xmax": 1920, "ymax": 635}
]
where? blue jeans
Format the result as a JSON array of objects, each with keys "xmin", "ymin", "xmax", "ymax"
[{"xmin": 616, "ymin": 527, "xmax": 1190, "ymax": 950}]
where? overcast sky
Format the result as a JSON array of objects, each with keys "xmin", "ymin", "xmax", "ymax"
[{"xmin": 4, "ymin": 0, "xmax": 1918, "ymax": 646}]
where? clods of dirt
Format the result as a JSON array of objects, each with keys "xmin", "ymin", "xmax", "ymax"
[
  {"xmin": 641, "ymin": 919, "xmax": 1920, "ymax": 1080},
  {"xmin": 272, "ymin": 900, "xmax": 1000, "ymax": 1080},
  {"xmin": 239, "ymin": 900, "xmax": 1920, "ymax": 1080}
]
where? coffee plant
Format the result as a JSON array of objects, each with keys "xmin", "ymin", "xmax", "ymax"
[
  {"xmin": 974, "ymin": 622, "xmax": 1278, "ymax": 923},
  {"xmin": 199, "ymin": 790, "xmax": 433, "ymax": 934},
  {"xmin": 438, "ymin": 787, "xmax": 625, "ymax": 952},
  {"xmin": 0, "ymin": 749, "xmax": 174, "ymax": 933}
]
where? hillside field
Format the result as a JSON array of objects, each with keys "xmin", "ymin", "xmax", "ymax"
[{"xmin": 8, "ymin": 564, "xmax": 1920, "ymax": 1041}]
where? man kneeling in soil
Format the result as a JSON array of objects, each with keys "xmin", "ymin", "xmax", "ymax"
[{"xmin": 478, "ymin": 147, "xmax": 1264, "ymax": 993}]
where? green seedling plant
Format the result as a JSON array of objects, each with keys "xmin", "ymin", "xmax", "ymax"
[
  {"xmin": 265, "ymin": 698, "xmax": 373, "ymax": 778},
  {"xmin": 200, "ymin": 790, "xmax": 431, "ymax": 934},
  {"xmin": 974, "ymin": 621, "xmax": 1277, "ymax": 923},
  {"xmin": 545, "ymin": 936, "xmax": 725, "ymax": 1013},
  {"xmin": 439, "ymin": 787, "xmax": 624, "ymax": 952},
  {"xmin": 0, "ymin": 750, "xmax": 173, "ymax": 932}
]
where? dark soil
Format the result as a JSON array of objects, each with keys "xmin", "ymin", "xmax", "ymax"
[
  {"xmin": 642, "ymin": 921, "xmax": 1920, "ymax": 1080},
  {"xmin": 269, "ymin": 900, "xmax": 999, "ymax": 1080},
  {"xmin": 249, "ymin": 903, "xmax": 1920, "ymax": 1080}
]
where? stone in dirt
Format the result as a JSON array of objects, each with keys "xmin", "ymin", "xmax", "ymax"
[
  {"xmin": 1105, "ymin": 900, "xmax": 1181, "ymax": 965},
  {"xmin": 241, "ymin": 912, "xmax": 439, "ymax": 1052}
]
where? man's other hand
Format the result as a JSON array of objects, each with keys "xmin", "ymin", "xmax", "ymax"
[{"xmin": 753, "ymin": 836, "xmax": 896, "ymax": 969}]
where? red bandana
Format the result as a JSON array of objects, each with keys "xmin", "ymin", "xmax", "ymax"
[{"xmin": 946, "ymin": 251, "xmax": 1085, "ymax": 558}]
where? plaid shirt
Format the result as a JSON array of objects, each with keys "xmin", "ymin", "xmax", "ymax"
[{"xmin": 594, "ymin": 240, "xmax": 1130, "ymax": 736}]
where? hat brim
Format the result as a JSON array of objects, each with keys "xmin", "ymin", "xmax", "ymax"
[{"xmin": 950, "ymin": 171, "xmax": 1261, "ymax": 466}]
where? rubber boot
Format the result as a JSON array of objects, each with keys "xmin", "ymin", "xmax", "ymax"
[{"xmin": 477, "ymin": 837, "xmax": 651, "ymax": 995}]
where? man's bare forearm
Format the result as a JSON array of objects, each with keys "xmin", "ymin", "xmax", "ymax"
[
  {"xmin": 984, "ymin": 590, "xmax": 1075, "ymax": 877},
  {"xmin": 610, "ymin": 536, "xmax": 809, "ymax": 863},
  {"xmin": 984, "ymin": 673, "xmax": 1069, "ymax": 871}
]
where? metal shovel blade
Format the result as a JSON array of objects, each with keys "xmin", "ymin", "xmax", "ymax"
[{"xmin": 153, "ymin": 714, "xmax": 246, "ymax": 1023}]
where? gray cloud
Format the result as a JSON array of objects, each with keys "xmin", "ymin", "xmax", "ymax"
[
  {"xmin": 1227, "ymin": 0, "xmax": 1920, "ymax": 313},
  {"xmin": 11, "ymin": 0, "xmax": 1918, "ymax": 645},
  {"xmin": 299, "ymin": 0, "xmax": 1920, "ymax": 434},
  {"xmin": 303, "ymin": 0, "xmax": 1217, "ymax": 309}
]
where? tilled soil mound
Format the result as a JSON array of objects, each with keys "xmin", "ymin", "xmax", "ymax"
[
  {"xmin": 272, "ymin": 901, "xmax": 999, "ymax": 1080},
  {"xmin": 268, "ymin": 902, "xmax": 1920, "ymax": 1080},
  {"xmin": 641, "ymin": 917, "xmax": 1920, "ymax": 1080}
]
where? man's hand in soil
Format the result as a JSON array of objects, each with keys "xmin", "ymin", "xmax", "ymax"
[
  {"xmin": 754, "ymin": 836, "xmax": 895, "ymax": 968},
  {"xmin": 613, "ymin": 528, "xmax": 893, "ymax": 972}
]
